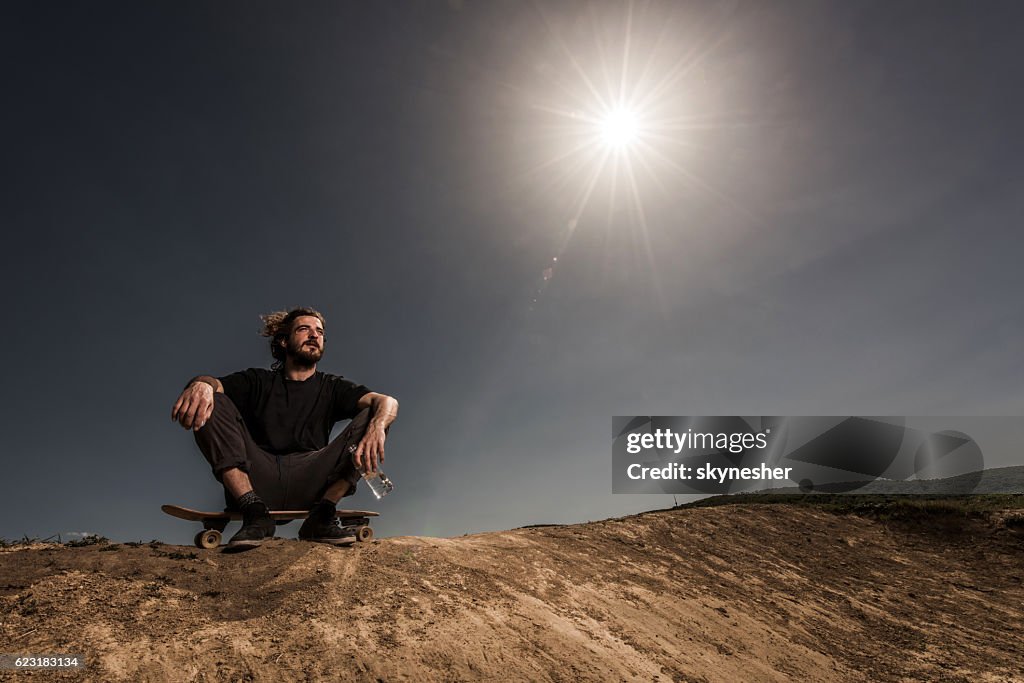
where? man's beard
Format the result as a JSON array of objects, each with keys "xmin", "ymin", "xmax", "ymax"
[{"xmin": 286, "ymin": 340, "xmax": 323, "ymax": 367}]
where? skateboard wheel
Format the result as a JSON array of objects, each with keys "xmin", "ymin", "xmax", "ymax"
[
  {"xmin": 355, "ymin": 525, "xmax": 374, "ymax": 542},
  {"xmin": 195, "ymin": 529, "xmax": 222, "ymax": 549}
]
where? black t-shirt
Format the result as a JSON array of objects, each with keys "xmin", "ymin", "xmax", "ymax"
[{"xmin": 218, "ymin": 368, "xmax": 371, "ymax": 456}]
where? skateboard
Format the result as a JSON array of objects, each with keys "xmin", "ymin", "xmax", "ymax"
[{"xmin": 162, "ymin": 504, "xmax": 379, "ymax": 549}]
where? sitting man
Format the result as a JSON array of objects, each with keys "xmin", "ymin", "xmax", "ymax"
[{"xmin": 171, "ymin": 307, "xmax": 398, "ymax": 549}]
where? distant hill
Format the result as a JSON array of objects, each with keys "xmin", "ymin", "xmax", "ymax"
[
  {"xmin": 2, "ymin": 501, "xmax": 1023, "ymax": 682},
  {"xmin": 756, "ymin": 465, "xmax": 1024, "ymax": 495}
]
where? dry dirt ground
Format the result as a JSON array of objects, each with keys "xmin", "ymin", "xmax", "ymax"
[{"xmin": 2, "ymin": 504, "xmax": 1023, "ymax": 682}]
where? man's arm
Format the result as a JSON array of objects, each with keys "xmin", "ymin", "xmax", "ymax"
[
  {"xmin": 353, "ymin": 392, "xmax": 399, "ymax": 473},
  {"xmin": 171, "ymin": 376, "xmax": 224, "ymax": 431}
]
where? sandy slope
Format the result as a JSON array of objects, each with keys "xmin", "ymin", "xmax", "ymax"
[{"xmin": 2, "ymin": 504, "xmax": 1022, "ymax": 682}]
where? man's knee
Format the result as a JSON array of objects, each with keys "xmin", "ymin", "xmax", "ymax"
[
  {"xmin": 331, "ymin": 408, "xmax": 373, "ymax": 448},
  {"xmin": 201, "ymin": 392, "xmax": 244, "ymax": 425},
  {"xmin": 349, "ymin": 407, "xmax": 372, "ymax": 431},
  {"xmin": 212, "ymin": 392, "xmax": 238, "ymax": 411},
  {"xmin": 193, "ymin": 393, "xmax": 245, "ymax": 450}
]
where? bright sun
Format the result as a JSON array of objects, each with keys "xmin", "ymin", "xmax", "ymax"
[
  {"xmin": 522, "ymin": 3, "xmax": 748, "ymax": 314},
  {"xmin": 599, "ymin": 108, "xmax": 640, "ymax": 148}
]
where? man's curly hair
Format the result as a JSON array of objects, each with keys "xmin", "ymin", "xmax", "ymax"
[{"xmin": 260, "ymin": 307, "xmax": 326, "ymax": 370}]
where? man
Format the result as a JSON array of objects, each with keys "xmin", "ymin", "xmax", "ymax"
[{"xmin": 171, "ymin": 307, "xmax": 399, "ymax": 549}]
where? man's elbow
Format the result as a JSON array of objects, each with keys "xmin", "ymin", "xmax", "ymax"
[
  {"xmin": 377, "ymin": 393, "xmax": 399, "ymax": 409},
  {"xmin": 360, "ymin": 391, "xmax": 397, "ymax": 411},
  {"xmin": 374, "ymin": 392, "xmax": 399, "ymax": 414}
]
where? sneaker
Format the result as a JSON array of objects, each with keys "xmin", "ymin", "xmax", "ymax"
[
  {"xmin": 227, "ymin": 502, "xmax": 276, "ymax": 550},
  {"xmin": 299, "ymin": 502, "xmax": 356, "ymax": 545}
]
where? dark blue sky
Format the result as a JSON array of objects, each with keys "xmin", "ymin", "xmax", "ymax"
[{"xmin": 3, "ymin": 1, "xmax": 1022, "ymax": 543}]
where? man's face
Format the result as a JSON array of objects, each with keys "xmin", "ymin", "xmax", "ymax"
[{"xmin": 284, "ymin": 315, "xmax": 325, "ymax": 366}]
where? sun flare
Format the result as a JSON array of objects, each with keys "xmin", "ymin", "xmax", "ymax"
[
  {"xmin": 522, "ymin": 3, "xmax": 751, "ymax": 313},
  {"xmin": 599, "ymin": 108, "xmax": 640, "ymax": 149}
]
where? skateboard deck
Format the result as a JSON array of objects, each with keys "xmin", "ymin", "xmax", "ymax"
[{"xmin": 162, "ymin": 504, "xmax": 379, "ymax": 548}]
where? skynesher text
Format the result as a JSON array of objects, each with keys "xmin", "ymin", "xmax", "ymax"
[{"xmin": 627, "ymin": 463, "xmax": 793, "ymax": 484}]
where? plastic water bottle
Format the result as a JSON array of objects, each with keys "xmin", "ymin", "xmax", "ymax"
[
  {"xmin": 348, "ymin": 444, "xmax": 394, "ymax": 499},
  {"xmin": 362, "ymin": 469, "xmax": 395, "ymax": 499}
]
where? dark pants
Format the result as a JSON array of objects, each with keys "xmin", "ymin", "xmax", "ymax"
[{"xmin": 194, "ymin": 393, "xmax": 366, "ymax": 510}]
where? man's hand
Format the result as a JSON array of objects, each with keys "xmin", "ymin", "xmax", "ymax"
[
  {"xmin": 353, "ymin": 425, "xmax": 386, "ymax": 474},
  {"xmin": 171, "ymin": 381, "xmax": 215, "ymax": 431}
]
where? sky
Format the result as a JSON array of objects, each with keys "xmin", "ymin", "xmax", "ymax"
[{"xmin": 2, "ymin": 0, "xmax": 1023, "ymax": 544}]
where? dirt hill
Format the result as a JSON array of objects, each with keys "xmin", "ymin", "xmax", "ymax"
[{"xmin": 2, "ymin": 502, "xmax": 1023, "ymax": 682}]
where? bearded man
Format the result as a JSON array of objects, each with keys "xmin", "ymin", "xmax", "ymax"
[{"xmin": 171, "ymin": 307, "xmax": 399, "ymax": 549}]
